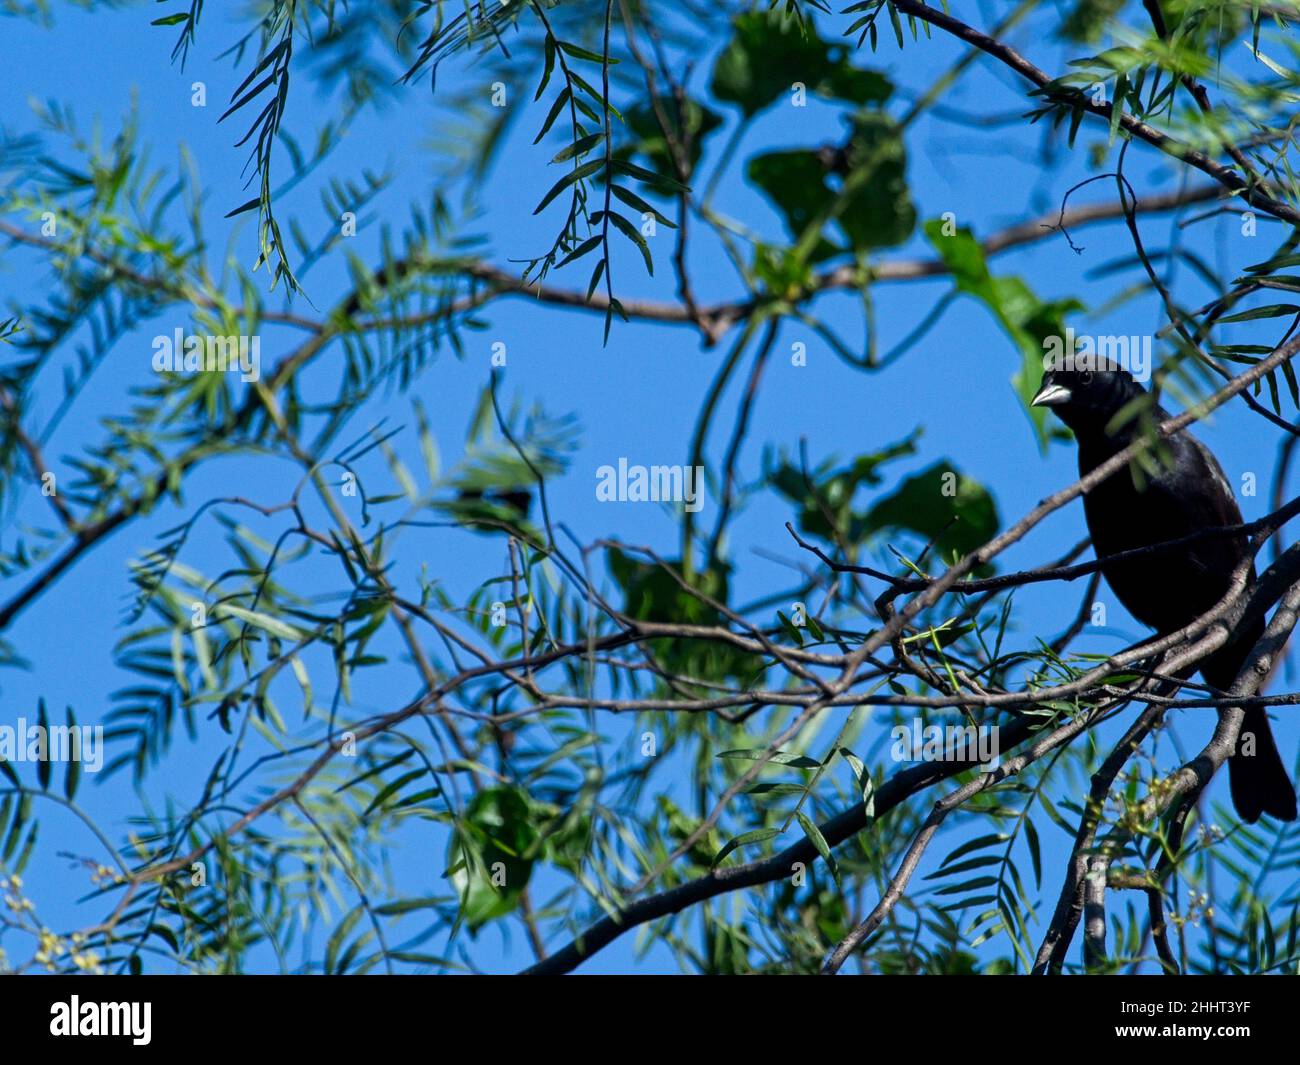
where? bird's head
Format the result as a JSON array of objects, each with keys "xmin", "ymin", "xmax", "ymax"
[{"xmin": 1030, "ymin": 356, "xmax": 1148, "ymax": 435}]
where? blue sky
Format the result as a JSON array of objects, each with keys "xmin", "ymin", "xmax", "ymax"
[{"xmin": 1, "ymin": 1, "xmax": 1296, "ymax": 973}]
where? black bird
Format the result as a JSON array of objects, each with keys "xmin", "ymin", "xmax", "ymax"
[{"xmin": 1032, "ymin": 359, "xmax": 1296, "ymax": 822}]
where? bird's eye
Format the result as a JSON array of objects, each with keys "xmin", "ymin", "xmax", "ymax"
[{"xmin": 1080, "ymin": 370, "xmax": 1094, "ymax": 385}]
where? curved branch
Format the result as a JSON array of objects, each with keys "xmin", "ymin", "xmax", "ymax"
[{"xmin": 886, "ymin": 0, "xmax": 1300, "ymax": 226}]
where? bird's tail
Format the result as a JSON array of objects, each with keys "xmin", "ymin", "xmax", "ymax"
[
  {"xmin": 1228, "ymin": 705, "xmax": 1297, "ymax": 824},
  {"xmin": 1203, "ymin": 633, "xmax": 1297, "ymax": 824}
]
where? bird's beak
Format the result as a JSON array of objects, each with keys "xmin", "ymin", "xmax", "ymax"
[{"xmin": 1031, "ymin": 382, "xmax": 1072, "ymax": 408}]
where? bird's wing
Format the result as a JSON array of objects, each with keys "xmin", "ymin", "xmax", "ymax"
[{"xmin": 1146, "ymin": 433, "xmax": 1251, "ymax": 576}]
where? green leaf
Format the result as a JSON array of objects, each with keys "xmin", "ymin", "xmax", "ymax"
[
  {"xmin": 447, "ymin": 786, "xmax": 538, "ymax": 929},
  {"xmin": 744, "ymin": 782, "xmax": 808, "ymax": 796},
  {"xmin": 865, "ymin": 461, "xmax": 1001, "ymax": 568},
  {"xmin": 217, "ymin": 604, "xmax": 306, "ymax": 642},
  {"xmin": 36, "ymin": 699, "xmax": 49, "ymax": 791},
  {"xmin": 840, "ymin": 746, "xmax": 875, "ymax": 817},
  {"xmin": 619, "ymin": 97, "xmax": 721, "ymax": 179},
  {"xmin": 1061, "ymin": 0, "xmax": 1128, "ymax": 43},
  {"xmin": 611, "ymin": 158, "xmax": 688, "ymax": 192},
  {"xmin": 223, "ymin": 197, "xmax": 261, "ymax": 219},
  {"xmin": 796, "ymin": 811, "xmax": 839, "ymax": 881},
  {"xmin": 940, "ymin": 833, "xmax": 1009, "ymax": 867},
  {"xmin": 336, "ymin": 749, "xmax": 416, "ymax": 794},
  {"xmin": 1217, "ymin": 304, "xmax": 1300, "ymax": 324},
  {"xmin": 717, "ymin": 748, "xmax": 822, "ymax": 768},
  {"xmin": 553, "ymin": 133, "xmax": 604, "ymax": 163},
  {"xmin": 776, "ymin": 609, "xmax": 805, "ymax": 646},
  {"xmin": 712, "ymin": 827, "xmax": 781, "ymax": 867},
  {"xmin": 806, "ymin": 613, "xmax": 825, "ymax": 642},
  {"xmin": 363, "ymin": 768, "xmax": 428, "ymax": 818},
  {"xmin": 533, "ymin": 88, "xmax": 571, "ymax": 144},
  {"xmin": 63, "ymin": 706, "xmax": 79, "ymax": 802},
  {"xmin": 748, "ymin": 151, "xmax": 835, "ymax": 240},
  {"xmin": 555, "ymin": 234, "xmax": 601, "ymax": 268},
  {"xmin": 325, "ymin": 906, "xmax": 366, "ymax": 975},
  {"xmin": 711, "ymin": 10, "xmax": 892, "ymax": 117},
  {"xmin": 603, "ymin": 210, "xmax": 654, "ymax": 275},
  {"xmin": 747, "ymin": 113, "xmax": 914, "ymax": 253},
  {"xmin": 767, "ymin": 431, "xmax": 920, "ymax": 543},
  {"xmin": 608, "ymin": 551, "xmax": 763, "ymax": 684},
  {"xmin": 533, "ymin": 158, "xmax": 604, "ymax": 215},
  {"xmin": 374, "ymin": 896, "xmax": 447, "ymax": 916},
  {"xmin": 610, "ymin": 184, "xmax": 676, "ymax": 227},
  {"xmin": 558, "ymin": 42, "xmax": 620, "ymax": 65},
  {"xmin": 837, "ymin": 112, "xmax": 916, "ymax": 251}
]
